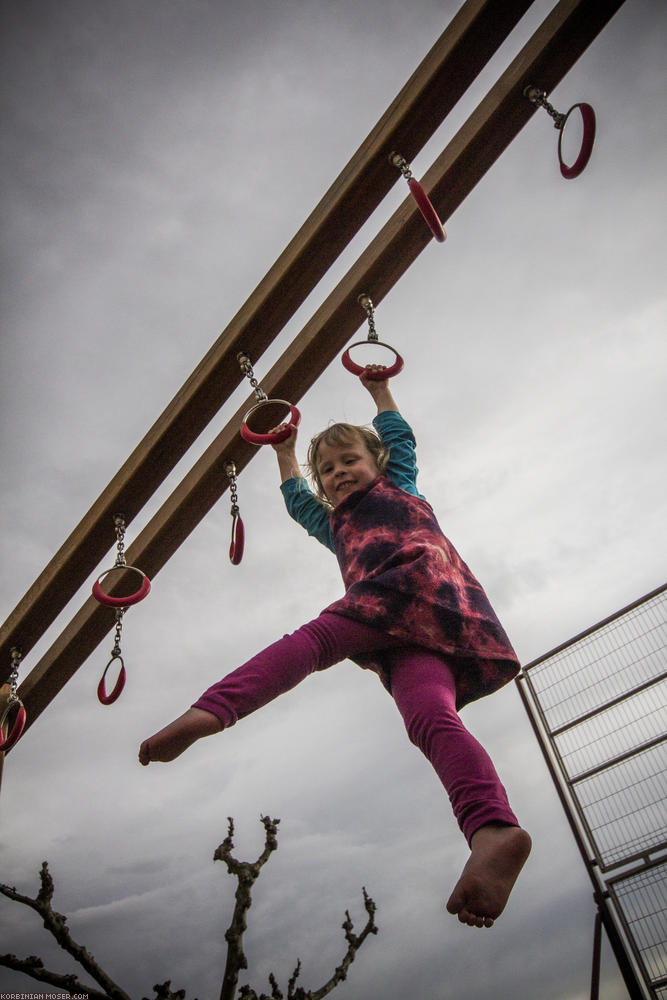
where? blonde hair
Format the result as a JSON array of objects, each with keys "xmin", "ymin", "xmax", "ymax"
[{"xmin": 306, "ymin": 422, "xmax": 389, "ymax": 507}]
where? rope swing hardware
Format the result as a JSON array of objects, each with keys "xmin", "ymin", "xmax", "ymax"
[
  {"xmin": 91, "ymin": 514, "xmax": 151, "ymax": 705},
  {"xmin": 92, "ymin": 514, "xmax": 151, "ymax": 608},
  {"xmin": 237, "ymin": 352, "xmax": 301, "ymax": 446},
  {"xmin": 224, "ymin": 461, "xmax": 245, "ymax": 565},
  {"xmin": 97, "ymin": 610, "xmax": 127, "ymax": 706},
  {"xmin": 341, "ymin": 295, "xmax": 404, "ymax": 381},
  {"xmin": 0, "ymin": 647, "xmax": 27, "ymax": 753},
  {"xmin": 389, "ymin": 152, "xmax": 446, "ymax": 243},
  {"xmin": 524, "ymin": 85, "xmax": 596, "ymax": 179}
]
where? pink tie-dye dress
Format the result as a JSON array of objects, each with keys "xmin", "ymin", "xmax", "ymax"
[{"xmin": 324, "ymin": 475, "xmax": 520, "ymax": 709}]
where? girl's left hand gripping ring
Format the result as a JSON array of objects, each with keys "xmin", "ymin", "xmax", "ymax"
[{"xmin": 0, "ymin": 699, "xmax": 27, "ymax": 753}]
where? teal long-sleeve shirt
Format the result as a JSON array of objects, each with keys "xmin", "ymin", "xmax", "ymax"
[{"xmin": 280, "ymin": 410, "xmax": 425, "ymax": 552}]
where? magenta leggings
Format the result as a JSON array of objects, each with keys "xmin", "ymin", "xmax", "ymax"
[{"xmin": 194, "ymin": 612, "xmax": 518, "ymax": 844}]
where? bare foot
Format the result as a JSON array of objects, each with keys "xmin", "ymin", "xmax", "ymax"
[
  {"xmin": 139, "ymin": 708, "xmax": 222, "ymax": 766},
  {"xmin": 446, "ymin": 824, "xmax": 531, "ymax": 928}
]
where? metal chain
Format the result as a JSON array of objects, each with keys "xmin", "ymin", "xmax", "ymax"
[
  {"xmin": 524, "ymin": 86, "xmax": 566, "ymax": 130},
  {"xmin": 7, "ymin": 647, "xmax": 22, "ymax": 701},
  {"xmin": 111, "ymin": 608, "xmax": 125, "ymax": 658},
  {"xmin": 224, "ymin": 461, "xmax": 240, "ymax": 517},
  {"xmin": 113, "ymin": 514, "xmax": 127, "ymax": 566},
  {"xmin": 358, "ymin": 294, "xmax": 378, "ymax": 342},
  {"xmin": 237, "ymin": 352, "xmax": 268, "ymax": 402},
  {"xmin": 388, "ymin": 151, "xmax": 413, "ymax": 181}
]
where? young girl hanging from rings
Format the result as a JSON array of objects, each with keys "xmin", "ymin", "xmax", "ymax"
[{"xmin": 139, "ymin": 368, "xmax": 531, "ymax": 930}]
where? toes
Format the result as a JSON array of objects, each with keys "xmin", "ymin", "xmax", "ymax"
[
  {"xmin": 456, "ymin": 907, "xmax": 494, "ymax": 929},
  {"xmin": 138, "ymin": 740, "xmax": 151, "ymax": 766},
  {"xmin": 446, "ymin": 892, "xmax": 461, "ymax": 916}
]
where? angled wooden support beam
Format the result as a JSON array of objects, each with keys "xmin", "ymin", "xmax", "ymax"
[
  {"xmin": 15, "ymin": 0, "xmax": 626, "ymax": 730},
  {"xmin": 0, "ymin": 0, "xmax": 535, "ymax": 680}
]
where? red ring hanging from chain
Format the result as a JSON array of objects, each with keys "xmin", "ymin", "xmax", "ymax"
[
  {"xmin": 229, "ymin": 513, "xmax": 245, "ymax": 564},
  {"xmin": 342, "ymin": 294, "xmax": 404, "ymax": 381},
  {"xmin": 237, "ymin": 352, "xmax": 301, "ymax": 447},
  {"xmin": 224, "ymin": 461, "xmax": 245, "ymax": 564},
  {"xmin": 1, "ymin": 647, "xmax": 26, "ymax": 753},
  {"xmin": 92, "ymin": 515, "xmax": 151, "ymax": 608},
  {"xmin": 341, "ymin": 345, "xmax": 404, "ymax": 380},
  {"xmin": 240, "ymin": 400, "xmax": 302, "ymax": 446},
  {"xmin": 389, "ymin": 152, "xmax": 446, "ymax": 242},
  {"xmin": 97, "ymin": 654, "xmax": 126, "ymax": 705},
  {"xmin": 92, "ymin": 566, "xmax": 152, "ymax": 607},
  {"xmin": 0, "ymin": 700, "xmax": 26, "ymax": 753},
  {"xmin": 524, "ymin": 86, "xmax": 596, "ymax": 180},
  {"xmin": 557, "ymin": 103, "xmax": 596, "ymax": 179}
]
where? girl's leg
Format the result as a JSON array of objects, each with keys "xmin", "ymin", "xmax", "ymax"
[
  {"xmin": 388, "ymin": 649, "xmax": 518, "ymax": 841},
  {"xmin": 139, "ymin": 613, "xmax": 393, "ymax": 764},
  {"xmin": 388, "ymin": 649, "xmax": 531, "ymax": 927}
]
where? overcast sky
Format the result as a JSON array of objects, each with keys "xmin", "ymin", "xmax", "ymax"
[{"xmin": 1, "ymin": 1, "xmax": 665, "ymax": 998}]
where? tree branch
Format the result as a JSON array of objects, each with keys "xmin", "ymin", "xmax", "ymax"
[
  {"xmin": 2, "ymin": 820, "xmax": 377, "ymax": 1000},
  {"xmin": 1, "ymin": 865, "xmax": 191, "ymax": 1000},
  {"xmin": 235, "ymin": 880, "xmax": 378, "ymax": 999},
  {"xmin": 0, "ymin": 953, "xmax": 110, "ymax": 1000},
  {"xmin": 0, "ymin": 862, "xmax": 132, "ymax": 1000},
  {"xmin": 310, "ymin": 887, "xmax": 378, "ymax": 1000},
  {"xmin": 214, "ymin": 816, "xmax": 280, "ymax": 1000},
  {"xmin": 143, "ymin": 980, "xmax": 192, "ymax": 1000}
]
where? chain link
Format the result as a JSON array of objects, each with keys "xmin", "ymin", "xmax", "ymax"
[
  {"xmin": 358, "ymin": 294, "xmax": 379, "ymax": 342},
  {"xmin": 389, "ymin": 151, "xmax": 413, "ymax": 181},
  {"xmin": 113, "ymin": 514, "xmax": 127, "ymax": 566},
  {"xmin": 524, "ymin": 86, "xmax": 566, "ymax": 130},
  {"xmin": 237, "ymin": 352, "xmax": 268, "ymax": 402},
  {"xmin": 111, "ymin": 608, "xmax": 125, "ymax": 658},
  {"xmin": 7, "ymin": 647, "xmax": 22, "ymax": 700},
  {"xmin": 224, "ymin": 461, "xmax": 240, "ymax": 517}
]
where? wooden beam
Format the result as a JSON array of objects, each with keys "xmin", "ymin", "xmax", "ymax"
[
  {"xmin": 0, "ymin": 0, "xmax": 535, "ymax": 678},
  {"xmin": 15, "ymin": 0, "xmax": 627, "ymax": 729}
]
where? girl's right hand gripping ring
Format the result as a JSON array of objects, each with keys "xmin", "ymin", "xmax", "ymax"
[
  {"xmin": 341, "ymin": 344, "xmax": 404, "ymax": 380},
  {"xmin": 241, "ymin": 401, "xmax": 301, "ymax": 446},
  {"xmin": 0, "ymin": 699, "xmax": 27, "ymax": 753},
  {"xmin": 558, "ymin": 103, "xmax": 596, "ymax": 179}
]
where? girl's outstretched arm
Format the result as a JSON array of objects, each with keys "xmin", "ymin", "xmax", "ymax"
[
  {"xmin": 270, "ymin": 423, "xmax": 302, "ymax": 483},
  {"xmin": 360, "ymin": 365, "xmax": 399, "ymax": 414},
  {"xmin": 272, "ymin": 422, "xmax": 334, "ymax": 550}
]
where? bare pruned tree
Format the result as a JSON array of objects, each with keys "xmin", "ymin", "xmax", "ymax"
[{"xmin": 0, "ymin": 816, "xmax": 378, "ymax": 1000}]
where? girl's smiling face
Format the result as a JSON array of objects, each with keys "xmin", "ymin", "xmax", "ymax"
[{"xmin": 316, "ymin": 435, "xmax": 381, "ymax": 506}]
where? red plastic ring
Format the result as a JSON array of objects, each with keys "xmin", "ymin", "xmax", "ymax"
[
  {"xmin": 92, "ymin": 566, "xmax": 151, "ymax": 608},
  {"xmin": 558, "ymin": 103, "xmax": 596, "ymax": 179},
  {"xmin": 408, "ymin": 177, "xmax": 446, "ymax": 242},
  {"xmin": 0, "ymin": 700, "xmax": 27, "ymax": 753},
  {"xmin": 241, "ymin": 401, "xmax": 301, "ymax": 446},
  {"xmin": 230, "ymin": 514, "xmax": 245, "ymax": 565},
  {"xmin": 97, "ymin": 656, "xmax": 126, "ymax": 705},
  {"xmin": 341, "ymin": 342, "xmax": 404, "ymax": 380}
]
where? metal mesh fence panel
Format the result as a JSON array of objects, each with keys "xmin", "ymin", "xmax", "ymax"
[
  {"xmin": 521, "ymin": 584, "xmax": 667, "ymax": 999},
  {"xmin": 608, "ymin": 860, "xmax": 667, "ymax": 999},
  {"xmin": 525, "ymin": 590, "xmax": 666, "ymax": 731},
  {"xmin": 523, "ymin": 586, "xmax": 667, "ymax": 870},
  {"xmin": 573, "ymin": 742, "xmax": 666, "ymax": 868}
]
